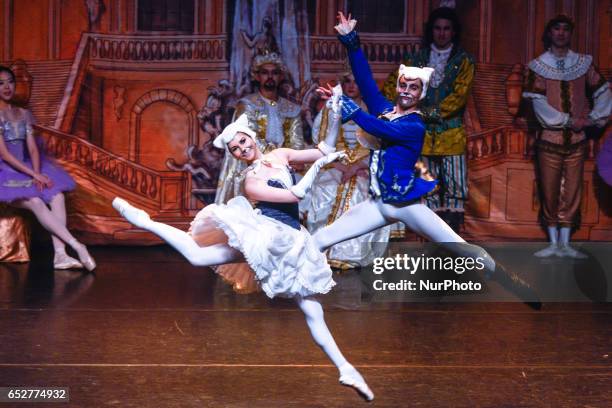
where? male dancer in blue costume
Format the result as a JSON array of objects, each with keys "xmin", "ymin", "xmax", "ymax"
[{"xmin": 314, "ymin": 12, "xmax": 540, "ymax": 309}]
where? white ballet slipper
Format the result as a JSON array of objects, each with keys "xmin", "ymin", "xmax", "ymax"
[
  {"xmin": 112, "ymin": 197, "xmax": 151, "ymax": 228},
  {"xmin": 66, "ymin": 239, "xmax": 97, "ymax": 272},
  {"xmin": 53, "ymin": 252, "xmax": 83, "ymax": 270},
  {"xmin": 339, "ymin": 363, "xmax": 374, "ymax": 402}
]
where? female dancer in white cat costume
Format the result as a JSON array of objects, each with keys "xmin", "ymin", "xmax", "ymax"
[{"xmin": 112, "ymin": 107, "xmax": 375, "ymax": 401}]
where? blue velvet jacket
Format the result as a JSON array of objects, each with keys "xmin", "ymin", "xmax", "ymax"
[{"xmin": 339, "ymin": 31, "xmax": 437, "ymax": 203}]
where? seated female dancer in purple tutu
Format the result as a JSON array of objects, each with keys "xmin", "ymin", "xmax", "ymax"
[
  {"xmin": 113, "ymin": 107, "xmax": 375, "ymax": 401},
  {"xmin": 0, "ymin": 66, "xmax": 95, "ymax": 271}
]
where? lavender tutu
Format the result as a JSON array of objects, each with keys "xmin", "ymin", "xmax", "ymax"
[{"xmin": 0, "ymin": 108, "xmax": 75, "ymax": 203}]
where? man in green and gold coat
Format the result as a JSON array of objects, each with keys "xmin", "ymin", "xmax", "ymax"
[{"xmin": 382, "ymin": 7, "xmax": 474, "ymax": 232}]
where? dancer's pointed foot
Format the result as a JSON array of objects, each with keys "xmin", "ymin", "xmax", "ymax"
[
  {"xmin": 112, "ymin": 197, "xmax": 151, "ymax": 228},
  {"xmin": 53, "ymin": 252, "xmax": 83, "ymax": 270},
  {"xmin": 534, "ymin": 243, "xmax": 558, "ymax": 258},
  {"xmin": 68, "ymin": 240, "xmax": 96, "ymax": 272},
  {"xmin": 339, "ymin": 363, "xmax": 374, "ymax": 402},
  {"xmin": 490, "ymin": 263, "xmax": 541, "ymax": 310},
  {"xmin": 556, "ymin": 244, "xmax": 588, "ymax": 259}
]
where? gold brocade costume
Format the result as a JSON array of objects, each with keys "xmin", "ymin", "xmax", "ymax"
[{"xmin": 214, "ymin": 93, "xmax": 304, "ymax": 205}]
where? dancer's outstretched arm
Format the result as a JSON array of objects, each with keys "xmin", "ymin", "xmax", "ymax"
[
  {"xmin": 349, "ymin": 109, "xmax": 426, "ymax": 144},
  {"xmin": 272, "ymin": 103, "xmax": 341, "ymax": 164},
  {"xmin": 271, "ymin": 148, "xmax": 325, "ymax": 164},
  {"xmin": 245, "ymin": 151, "xmax": 346, "ymax": 202},
  {"xmin": 335, "ymin": 12, "xmax": 393, "ymax": 117},
  {"xmin": 113, "ymin": 198, "xmax": 242, "ymax": 267}
]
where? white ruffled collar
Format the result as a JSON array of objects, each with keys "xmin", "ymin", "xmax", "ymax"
[
  {"xmin": 430, "ymin": 43, "xmax": 453, "ymax": 57},
  {"xmin": 528, "ymin": 50, "xmax": 592, "ymax": 81}
]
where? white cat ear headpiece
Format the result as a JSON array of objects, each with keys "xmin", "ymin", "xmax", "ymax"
[
  {"xmin": 396, "ymin": 65, "xmax": 435, "ymax": 100},
  {"xmin": 213, "ymin": 114, "xmax": 256, "ymax": 150}
]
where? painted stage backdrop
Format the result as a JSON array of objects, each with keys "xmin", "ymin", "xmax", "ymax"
[{"xmin": 0, "ymin": 0, "xmax": 610, "ymax": 245}]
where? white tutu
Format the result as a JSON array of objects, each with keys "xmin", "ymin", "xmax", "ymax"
[{"xmin": 189, "ymin": 196, "xmax": 336, "ymax": 298}]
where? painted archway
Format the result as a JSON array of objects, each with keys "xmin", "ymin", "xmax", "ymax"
[{"xmin": 128, "ymin": 89, "xmax": 198, "ymax": 168}]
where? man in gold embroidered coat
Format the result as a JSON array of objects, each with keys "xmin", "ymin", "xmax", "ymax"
[
  {"xmin": 382, "ymin": 7, "xmax": 474, "ymax": 232},
  {"xmin": 523, "ymin": 15, "xmax": 611, "ymax": 258},
  {"xmin": 214, "ymin": 52, "xmax": 304, "ymax": 204}
]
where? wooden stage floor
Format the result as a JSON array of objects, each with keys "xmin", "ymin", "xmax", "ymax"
[{"xmin": 0, "ymin": 246, "xmax": 610, "ymax": 407}]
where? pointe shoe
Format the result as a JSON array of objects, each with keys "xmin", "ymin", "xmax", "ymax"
[
  {"xmin": 490, "ymin": 263, "xmax": 541, "ymax": 310},
  {"xmin": 53, "ymin": 252, "xmax": 84, "ymax": 270},
  {"xmin": 534, "ymin": 243, "xmax": 558, "ymax": 258},
  {"xmin": 112, "ymin": 197, "xmax": 151, "ymax": 228},
  {"xmin": 68, "ymin": 239, "xmax": 97, "ymax": 272},
  {"xmin": 339, "ymin": 363, "xmax": 374, "ymax": 402},
  {"xmin": 556, "ymin": 244, "xmax": 588, "ymax": 259}
]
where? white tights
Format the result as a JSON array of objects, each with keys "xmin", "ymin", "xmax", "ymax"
[
  {"xmin": 295, "ymin": 296, "xmax": 348, "ymax": 372},
  {"xmin": 15, "ymin": 195, "xmax": 79, "ymax": 253},
  {"xmin": 313, "ymin": 198, "xmax": 496, "ymax": 272},
  {"xmin": 135, "ymin": 216, "xmax": 243, "ymax": 267}
]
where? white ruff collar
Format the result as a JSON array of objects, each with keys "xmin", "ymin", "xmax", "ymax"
[
  {"xmin": 430, "ymin": 43, "xmax": 452, "ymax": 56},
  {"xmin": 528, "ymin": 50, "xmax": 592, "ymax": 81}
]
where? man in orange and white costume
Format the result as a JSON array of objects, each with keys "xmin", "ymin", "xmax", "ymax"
[{"xmin": 523, "ymin": 15, "xmax": 611, "ymax": 258}]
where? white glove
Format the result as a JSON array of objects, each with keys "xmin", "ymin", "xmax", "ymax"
[
  {"xmin": 290, "ymin": 151, "xmax": 347, "ymax": 199},
  {"xmin": 334, "ymin": 17, "xmax": 357, "ymax": 36},
  {"xmin": 329, "ymin": 84, "xmax": 342, "ymax": 114},
  {"xmin": 319, "ymin": 85, "xmax": 343, "ymax": 155}
]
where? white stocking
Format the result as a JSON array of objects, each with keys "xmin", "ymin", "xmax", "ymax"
[
  {"xmin": 113, "ymin": 199, "xmax": 242, "ymax": 266},
  {"xmin": 295, "ymin": 296, "xmax": 375, "ymax": 400},
  {"xmin": 312, "ymin": 198, "xmax": 387, "ymax": 252},
  {"xmin": 295, "ymin": 296, "xmax": 348, "ymax": 371},
  {"xmin": 558, "ymin": 227, "xmax": 571, "ymax": 245},
  {"xmin": 547, "ymin": 226, "xmax": 559, "ymax": 244},
  {"xmin": 156, "ymin": 227, "xmax": 241, "ymax": 266},
  {"xmin": 380, "ymin": 203, "xmax": 464, "ymax": 242},
  {"xmin": 314, "ymin": 199, "xmax": 496, "ymax": 273},
  {"xmin": 49, "ymin": 193, "xmax": 68, "ymax": 254},
  {"xmin": 15, "ymin": 197, "xmax": 78, "ymax": 246}
]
